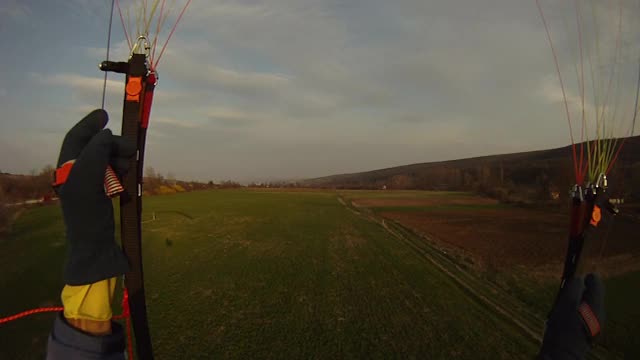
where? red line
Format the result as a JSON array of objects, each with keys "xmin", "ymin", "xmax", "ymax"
[
  {"xmin": 116, "ymin": 0, "xmax": 132, "ymax": 51},
  {"xmin": 153, "ymin": 0, "xmax": 192, "ymax": 69},
  {"xmin": 0, "ymin": 307, "xmax": 63, "ymax": 324},
  {"xmin": 1, "ymin": 288, "xmax": 134, "ymax": 356},
  {"xmin": 150, "ymin": 0, "xmax": 166, "ymax": 67},
  {"xmin": 0, "ymin": 307, "xmax": 127, "ymax": 323},
  {"xmin": 125, "ymin": 316, "xmax": 135, "ymax": 360},
  {"xmin": 536, "ymin": 0, "xmax": 580, "ymax": 183}
]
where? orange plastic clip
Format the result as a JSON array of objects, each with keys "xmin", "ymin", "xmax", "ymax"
[
  {"xmin": 125, "ymin": 77, "xmax": 143, "ymax": 102},
  {"xmin": 52, "ymin": 161, "xmax": 75, "ymax": 186},
  {"xmin": 590, "ymin": 205, "xmax": 602, "ymax": 227}
]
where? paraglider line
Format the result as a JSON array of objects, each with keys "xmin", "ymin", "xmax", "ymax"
[
  {"xmin": 102, "ymin": 0, "xmax": 116, "ymax": 110},
  {"xmin": 575, "ymin": 0, "xmax": 586, "ymax": 182},
  {"xmin": 116, "ymin": 0, "xmax": 132, "ymax": 51},
  {"xmin": 606, "ymin": 54, "xmax": 640, "ymax": 175},
  {"xmin": 150, "ymin": 0, "xmax": 166, "ymax": 66},
  {"xmin": 535, "ymin": 0, "xmax": 580, "ymax": 183},
  {"xmin": 154, "ymin": 0, "xmax": 192, "ymax": 69}
]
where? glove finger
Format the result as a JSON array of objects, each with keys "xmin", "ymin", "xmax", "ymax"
[
  {"xmin": 583, "ymin": 273, "xmax": 605, "ymax": 321},
  {"xmin": 57, "ymin": 110, "xmax": 108, "ymax": 166},
  {"xmin": 111, "ymin": 156, "xmax": 131, "ymax": 178},
  {"xmin": 111, "ymin": 135, "xmax": 136, "ymax": 158},
  {"xmin": 68, "ymin": 129, "xmax": 114, "ymax": 192}
]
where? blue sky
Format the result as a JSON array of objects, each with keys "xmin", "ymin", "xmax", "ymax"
[{"xmin": 1, "ymin": 1, "xmax": 637, "ymax": 182}]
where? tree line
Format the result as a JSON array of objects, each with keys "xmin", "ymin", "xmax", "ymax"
[{"xmin": 0, "ymin": 166, "xmax": 245, "ymax": 234}]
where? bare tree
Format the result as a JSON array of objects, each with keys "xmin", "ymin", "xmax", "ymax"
[
  {"xmin": 167, "ymin": 172, "xmax": 176, "ymax": 186},
  {"xmin": 145, "ymin": 167, "xmax": 157, "ymax": 179}
]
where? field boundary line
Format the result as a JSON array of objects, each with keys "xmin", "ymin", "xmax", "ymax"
[
  {"xmin": 336, "ymin": 195, "xmax": 543, "ymax": 342},
  {"xmin": 379, "ymin": 218, "xmax": 544, "ymax": 343},
  {"xmin": 335, "ymin": 194, "xmax": 612, "ymax": 360}
]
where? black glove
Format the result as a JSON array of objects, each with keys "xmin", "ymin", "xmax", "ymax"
[
  {"xmin": 539, "ymin": 273, "xmax": 605, "ymax": 360},
  {"xmin": 55, "ymin": 109, "xmax": 135, "ymax": 285}
]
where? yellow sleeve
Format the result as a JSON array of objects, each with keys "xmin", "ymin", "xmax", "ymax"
[{"xmin": 61, "ymin": 277, "xmax": 117, "ymax": 321}]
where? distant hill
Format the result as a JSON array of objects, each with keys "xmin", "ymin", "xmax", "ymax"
[{"xmin": 301, "ymin": 136, "xmax": 640, "ymax": 204}]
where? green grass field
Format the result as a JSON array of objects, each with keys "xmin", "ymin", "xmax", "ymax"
[
  {"xmin": 340, "ymin": 190, "xmax": 639, "ymax": 359},
  {"xmin": 0, "ymin": 189, "xmax": 544, "ymax": 359}
]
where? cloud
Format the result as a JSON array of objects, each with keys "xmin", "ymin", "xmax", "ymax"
[
  {"xmin": 5, "ymin": 0, "xmax": 638, "ymax": 181},
  {"xmin": 84, "ymin": 41, "xmax": 132, "ymax": 62},
  {"xmin": 154, "ymin": 116, "xmax": 200, "ymax": 129},
  {"xmin": 30, "ymin": 72, "xmax": 183, "ymax": 107},
  {"xmin": 113, "ymin": 0, "xmax": 573, "ymax": 179},
  {"xmin": 186, "ymin": 2, "xmax": 268, "ymax": 20},
  {"xmin": 0, "ymin": 1, "xmax": 31, "ymax": 21},
  {"xmin": 62, "ymin": 0, "xmax": 109, "ymax": 20},
  {"xmin": 32, "ymin": 72, "xmax": 123, "ymax": 97},
  {"xmin": 206, "ymin": 66, "xmax": 289, "ymax": 91},
  {"xmin": 205, "ymin": 108, "xmax": 265, "ymax": 126},
  {"xmin": 537, "ymin": 75, "xmax": 598, "ymax": 116}
]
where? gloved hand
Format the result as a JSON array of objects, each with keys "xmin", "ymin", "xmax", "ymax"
[
  {"xmin": 539, "ymin": 273, "xmax": 605, "ymax": 360},
  {"xmin": 55, "ymin": 109, "xmax": 135, "ymax": 285}
]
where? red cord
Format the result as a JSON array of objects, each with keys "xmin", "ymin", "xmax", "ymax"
[
  {"xmin": 0, "ymin": 288, "xmax": 135, "ymax": 358},
  {"xmin": 115, "ymin": 0, "xmax": 132, "ymax": 51},
  {"xmin": 0, "ymin": 307, "xmax": 128, "ymax": 324},
  {"xmin": 0, "ymin": 307, "xmax": 64, "ymax": 324},
  {"xmin": 153, "ymin": 0, "xmax": 192, "ymax": 69},
  {"xmin": 120, "ymin": 287, "xmax": 135, "ymax": 359},
  {"xmin": 149, "ymin": 0, "xmax": 166, "ymax": 65},
  {"xmin": 125, "ymin": 316, "xmax": 134, "ymax": 359}
]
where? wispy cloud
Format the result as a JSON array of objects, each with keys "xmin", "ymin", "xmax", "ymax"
[
  {"xmin": 154, "ymin": 116, "xmax": 201, "ymax": 129},
  {"xmin": 30, "ymin": 72, "xmax": 181, "ymax": 107},
  {"xmin": 84, "ymin": 41, "xmax": 131, "ymax": 62},
  {"xmin": 3, "ymin": 0, "xmax": 637, "ymax": 181},
  {"xmin": 207, "ymin": 66, "xmax": 290, "ymax": 91},
  {"xmin": 0, "ymin": 1, "xmax": 31, "ymax": 21},
  {"xmin": 32, "ymin": 72, "xmax": 123, "ymax": 97}
]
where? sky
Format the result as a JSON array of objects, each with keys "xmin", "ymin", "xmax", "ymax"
[{"xmin": 1, "ymin": 0, "xmax": 638, "ymax": 182}]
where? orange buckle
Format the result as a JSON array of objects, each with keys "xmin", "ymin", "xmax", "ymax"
[
  {"xmin": 590, "ymin": 205, "xmax": 602, "ymax": 227},
  {"xmin": 52, "ymin": 161, "xmax": 75, "ymax": 186},
  {"xmin": 125, "ymin": 76, "xmax": 143, "ymax": 102}
]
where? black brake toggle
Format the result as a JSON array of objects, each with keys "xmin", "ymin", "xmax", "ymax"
[{"xmin": 99, "ymin": 61, "xmax": 129, "ymax": 74}]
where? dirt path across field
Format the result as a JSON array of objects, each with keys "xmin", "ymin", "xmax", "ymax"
[{"xmin": 337, "ymin": 194, "xmax": 613, "ymax": 360}]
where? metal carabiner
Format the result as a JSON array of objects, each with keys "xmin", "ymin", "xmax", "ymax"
[{"xmin": 131, "ymin": 35, "xmax": 151, "ymax": 57}]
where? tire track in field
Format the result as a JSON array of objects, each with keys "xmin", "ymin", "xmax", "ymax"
[
  {"xmin": 337, "ymin": 195, "xmax": 543, "ymax": 341},
  {"xmin": 379, "ymin": 218, "xmax": 543, "ymax": 341},
  {"xmin": 336, "ymin": 195, "xmax": 613, "ymax": 360}
]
